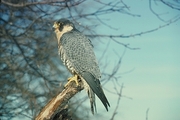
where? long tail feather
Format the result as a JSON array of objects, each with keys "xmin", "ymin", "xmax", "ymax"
[
  {"xmin": 87, "ymin": 88, "xmax": 96, "ymax": 114},
  {"xmin": 81, "ymin": 72, "xmax": 110, "ymax": 111}
]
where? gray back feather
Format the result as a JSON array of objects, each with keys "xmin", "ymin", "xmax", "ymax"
[{"xmin": 60, "ymin": 30, "xmax": 101, "ymax": 79}]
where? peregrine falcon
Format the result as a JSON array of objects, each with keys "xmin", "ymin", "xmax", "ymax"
[{"xmin": 53, "ymin": 19, "xmax": 110, "ymax": 114}]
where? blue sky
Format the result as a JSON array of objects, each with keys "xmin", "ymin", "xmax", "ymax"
[{"xmin": 85, "ymin": 0, "xmax": 180, "ymax": 120}]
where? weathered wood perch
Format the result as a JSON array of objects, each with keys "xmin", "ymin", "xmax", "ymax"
[{"xmin": 35, "ymin": 80, "xmax": 84, "ymax": 120}]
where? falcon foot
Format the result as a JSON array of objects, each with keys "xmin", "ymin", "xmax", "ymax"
[{"xmin": 64, "ymin": 75, "xmax": 79, "ymax": 87}]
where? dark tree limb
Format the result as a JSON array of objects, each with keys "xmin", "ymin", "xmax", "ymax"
[{"xmin": 35, "ymin": 80, "xmax": 84, "ymax": 120}]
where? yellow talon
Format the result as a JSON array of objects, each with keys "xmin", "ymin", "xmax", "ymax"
[{"xmin": 65, "ymin": 75, "xmax": 79, "ymax": 87}]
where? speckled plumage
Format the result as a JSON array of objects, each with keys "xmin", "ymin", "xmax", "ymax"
[
  {"xmin": 60, "ymin": 30, "xmax": 101, "ymax": 79},
  {"xmin": 53, "ymin": 19, "xmax": 110, "ymax": 114}
]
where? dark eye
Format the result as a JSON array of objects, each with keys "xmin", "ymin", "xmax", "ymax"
[{"xmin": 58, "ymin": 22, "xmax": 63, "ymax": 26}]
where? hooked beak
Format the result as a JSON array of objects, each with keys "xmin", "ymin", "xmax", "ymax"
[{"xmin": 52, "ymin": 22, "xmax": 58, "ymax": 31}]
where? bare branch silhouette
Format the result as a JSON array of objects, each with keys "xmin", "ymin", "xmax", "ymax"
[
  {"xmin": 110, "ymin": 84, "xmax": 124, "ymax": 120},
  {"xmin": 35, "ymin": 81, "xmax": 83, "ymax": 120},
  {"xmin": 146, "ymin": 108, "xmax": 150, "ymax": 120},
  {"xmin": 149, "ymin": 0, "xmax": 180, "ymax": 22}
]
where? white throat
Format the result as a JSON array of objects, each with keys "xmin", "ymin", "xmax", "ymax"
[{"xmin": 55, "ymin": 25, "xmax": 73, "ymax": 45}]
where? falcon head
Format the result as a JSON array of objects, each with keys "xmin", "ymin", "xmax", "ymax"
[
  {"xmin": 53, "ymin": 19, "xmax": 74, "ymax": 33},
  {"xmin": 53, "ymin": 19, "xmax": 75, "ymax": 42}
]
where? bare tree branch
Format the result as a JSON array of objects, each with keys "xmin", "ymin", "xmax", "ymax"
[
  {"xmin": 160, "ymin": 0, "xmax": 180, "ymax": 10},
  {"xmin": 1, "ymin": 0, "xmax": 85, "ymax": 7},
  {"xmin": 87, "ymin": 16, "xmax": 180, "ymax": 38},
  {"xmin": 110, "ymin": 84, "xmax": 124, "ymax": 120},
  {"xmin": 35, "ymin": 80, "xmax": 83, "ymax": 120},
  {"xmin": 149, "ymin": 0, "xmax": 180, "ymax": 22},
  {"xmin": 146, "ymin": 108, "xmax": 150, "ymax": 120}
]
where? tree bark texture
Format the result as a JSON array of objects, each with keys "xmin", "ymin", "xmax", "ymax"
[{"xmin": 35, "ymin": 80, "xmax": 83, "ymax": 120}]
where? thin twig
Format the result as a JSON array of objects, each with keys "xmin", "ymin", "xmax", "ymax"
[
  {"xmin": 146, "ymin": 108, "xmax": 150, "ymax": 120},
  {"xmin": 110, "ymin": 83, "xmax": 124, "ymax": 120},
  {"xmin": 86, "ymin": 16, "xmax": 180, "ymax": 38}
]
